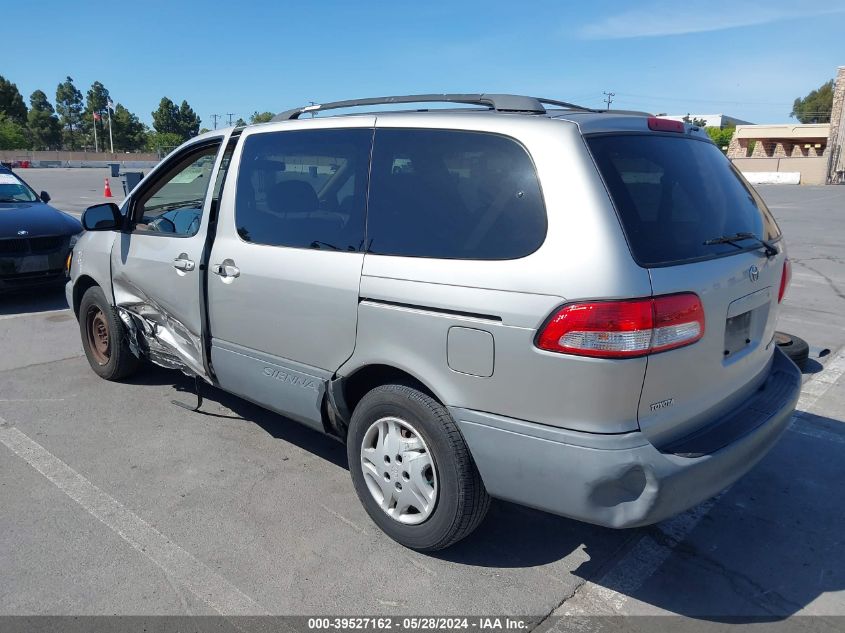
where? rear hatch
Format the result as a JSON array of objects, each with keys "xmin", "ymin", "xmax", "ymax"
[{"xmin": 587, "ymin": 129, "xmax": 788, "ymax": 447}]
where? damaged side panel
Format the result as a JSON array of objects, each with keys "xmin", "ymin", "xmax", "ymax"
[
  {"xmin": 108, "ymin": 134, "xmax": 229, "ymax": 381},
  {"xmin": 110, "ymin": 238, "xmax": 210, "ymax": 380},
  {"xmin": 116, "ymin": 297, "xmax": 206, "ymax": 376}
]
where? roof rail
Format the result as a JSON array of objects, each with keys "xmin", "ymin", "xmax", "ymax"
[{"xmin": 272, "ymin": 93, "xmax": 596, "ymax": 121}]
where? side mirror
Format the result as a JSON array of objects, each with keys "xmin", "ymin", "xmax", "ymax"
[
  {"xmin": 82, "ymin": 203, "xmax": 122, "ymax": 231},
  {"xmin": 40, "ymin": 190, "xmax": 51, "ymax": 203}
]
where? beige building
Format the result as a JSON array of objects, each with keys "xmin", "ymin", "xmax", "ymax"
[
  {"xmin": 727, "ymin": 65, "xmax": 844, "ymax": 185},
  {"xmin": 727, "ymin": 123, "xmax": 829, "ymax": 159}
]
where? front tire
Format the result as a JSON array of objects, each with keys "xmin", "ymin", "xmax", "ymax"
[
  {"xmin": 347, "ymin": 383, "xmax": 490, "ymax": 551},
  {"xmin": 79, "ymin": 286, "xmax": 140, "ymax": 381}
]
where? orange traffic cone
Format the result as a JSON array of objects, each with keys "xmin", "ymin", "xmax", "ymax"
[{"xmin": 104, "ymin": 177, "xmax": 113, "ymax": 198}]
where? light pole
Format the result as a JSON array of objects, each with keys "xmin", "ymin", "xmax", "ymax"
[{"xmin": 106, "ymin": 99, "xmax": 114, "ymax": 153}]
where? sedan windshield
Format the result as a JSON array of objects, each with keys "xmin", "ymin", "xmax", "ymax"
[{"xmin": 0, "ymin": 172, "xmax": 38, "ymax": 203}]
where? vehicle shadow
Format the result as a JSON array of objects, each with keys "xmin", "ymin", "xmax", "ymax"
[
  {"xmin": 801, "ymin": 358, "xmax": 824, "ymax": 374},
  {"xmin": 0, "ymin": 285, "xmax": 69, "ymax": 316},
  {"xmin": 126, "ymin": 365, "xmax": 845, "ymax": 620},
  {"xmin": 127, "ymin": 365, "xmax": 349, "ymax": 470},
  {"xmin": 565, "ymin": 411, "xmax": 845, "ymax": 621},
  {"xmin": 128, "ymin": 364, "xmax": 631, "ymax": 569}
]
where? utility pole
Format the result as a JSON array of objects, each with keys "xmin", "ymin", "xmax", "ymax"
[
  {"xmin": 226, "ymin": 113, "xmax": 235, "ymax": 126},
  {"xmin": 603, "ymin": 91, "xmax": 615, "ymax": 110},
  {"xmin": 211, "ymin": 114, "xmax": 221, "ymax": 130}
]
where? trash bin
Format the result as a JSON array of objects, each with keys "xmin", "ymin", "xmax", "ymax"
[
  {"xmin": 109, "ymin": 163, "xmax": 120, "ymax": 177},
  {"xmin": 121, "ymin": 171, "xmax": 143, "ymax": 196}
]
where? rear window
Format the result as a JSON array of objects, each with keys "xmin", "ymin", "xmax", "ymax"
[
  {"xmin": 587, "ymin": 134, "xmax": 781, "ymax": 267},
  {"xmin": 367, "ymin": 129, "xmax": 546, "ymax": 260}
]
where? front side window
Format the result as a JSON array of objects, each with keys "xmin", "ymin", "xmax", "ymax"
[
  {"xmin": 133, "ymin": 143, "xmax": 221, "ymax": 236},
  {"xmin": 367, "ymin": 129, "xmax": 547, "ymax": 260},
  {"xmin": 235, "ymin": 128, "xmax": 372, "ymax": 251}
]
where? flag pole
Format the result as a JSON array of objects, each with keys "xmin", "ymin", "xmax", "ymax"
[
  {"xmin": 93, "ymin": 112, "xmax": 99, "ymax": 152},
  {"xmin": 107, "ymin": 101, "xmax": 114, "ymax": 153}
]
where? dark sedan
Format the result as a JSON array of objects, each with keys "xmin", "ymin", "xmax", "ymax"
[{"xmin": 0, "ymin": 167, "xmax": 82, "ymax": 292}]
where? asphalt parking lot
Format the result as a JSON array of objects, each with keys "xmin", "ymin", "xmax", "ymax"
[{"xmin": 1, "ymin": 176, "xmax": 844, "ymax": 626}]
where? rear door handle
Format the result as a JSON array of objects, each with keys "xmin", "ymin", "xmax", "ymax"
[
  {"xmin": 172, "ymin": 255, "xmax": 195, "ymax": 271},
  {"xmin": 212, "ymin": 262, "xmax": 240, "ymax": 278}
]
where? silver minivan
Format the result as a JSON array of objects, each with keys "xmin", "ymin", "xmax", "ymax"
[{"xmin": 68, "ymin": 94, "xmax": 801, "ymax": 551}]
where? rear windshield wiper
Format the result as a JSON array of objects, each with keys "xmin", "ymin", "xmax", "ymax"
[
  {"xmin": 703, "ymin": 232, "xmax": 778, "ymax": 257},
  {"xmin": 310, "ymin": 240, "xmax": 340, "ymax": 250}
]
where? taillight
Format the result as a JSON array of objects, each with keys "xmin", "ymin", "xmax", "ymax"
[
  {"xmin": 647, "ymin": 117, "xmax": 685, "ymax": 133},
  {"xmin": 778, "ymin": 258, "xmax": 791, "ymax": 303},
  {"xmin": 536, "ymin": 293, "xmax": 705, "ymax": 358}
]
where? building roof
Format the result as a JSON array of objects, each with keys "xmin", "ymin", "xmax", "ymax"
[{"xmin": 734, "ymin": 123, "xmax": 830, "ymax": 140}]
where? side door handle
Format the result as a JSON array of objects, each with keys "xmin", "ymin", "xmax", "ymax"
[
  {"xmin": 212, "ymin": 261, "xmax": 240, "ymax": 278},
  {"xmin": 172, "ymin": 255, "xmax": 195, "ymax": 271}
]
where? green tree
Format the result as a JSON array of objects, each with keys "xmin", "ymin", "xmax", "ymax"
[
  {"xmin": 55, "ymin": 76, "xmax": 84, "ymax": 149},
  {"xmin": 177, "ymin": 100, "xmax": 200, "ymax": 138},
  {"xmin": 0, "ymin": 114, "xmax": 29, "ymax": 149},
  {"xmin": 682, "ymin": 113, "xmax": 708, "ymax": 127},
  {"xmin": 27, "ymin": 90, "xmax": 62, "ymax": 150},
  {"xmin": 152, "ymin": 97, "xmax": 201, "ymax": 141},
  {"xmin": 145, "ymin": 131, "xmax": 184, "ymax": 155},
  {"xmin": 705, "ymin": 126, "xmax": 735, "ymax": 153},
  {"xmin": 250, "ymin": 111, "xmax": 274, "ymax": 124},
  {"xmin": 791, "ymin": 79, "xmax": 834, "ymax": 123},
  {"xmin": 81, "ymin": 81, "xmax": 111, "ymax": 151},
  {"xmin": 234, "ymin": 117, "xmax": 247, "ymax": 127},
  {"xmin": 111, "ymin": 104, "xmax": 147, "ymax": 151},
  {"xmin": 152, "ymin": 97, "xmax": 181, "ymax": 135},
  {"xmin": 0, "ymin": 75, "xmax": 27, "ymax": 124}
]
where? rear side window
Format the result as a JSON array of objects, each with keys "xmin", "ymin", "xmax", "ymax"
[
  {"xmin": 587, "ymin": 134, "xmax": 781, "ymax": 267},
  {"xmin": 235, "ymin": 128, "xmax": 372, "ymax": 251},
  {"xmin": 367, "ymin": 129, "xmax": 546, "ymax": 259}
]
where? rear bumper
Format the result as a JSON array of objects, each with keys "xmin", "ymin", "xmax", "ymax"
[{"xmin": 451, "ymin": 347, "xmax": 800, "ymax": 529}]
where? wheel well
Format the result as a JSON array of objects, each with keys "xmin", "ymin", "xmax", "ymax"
[
  {"xmin": 72, "ymin": 275, "xmax": 99, "ymax": 317},
  {"xmin": 342, "ymin": 364, "xmax": 440, "ymax": 416}
]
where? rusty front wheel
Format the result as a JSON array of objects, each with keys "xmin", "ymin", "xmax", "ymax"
[
  {"xmin": 85, "ymin": 306, "xmax": 111, "ymax": 365},
  {"xmin": 78, "ymin": 286, "xmax": 140, "ymax": 381}
]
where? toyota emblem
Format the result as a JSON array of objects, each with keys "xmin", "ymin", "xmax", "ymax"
[
  {"xmin": 749, "ymin": 265, "xmax": 760, "ymax": 282},
  {"xmin": 17, "ymin": 229, "xmax": 29, "ymax": 236}
]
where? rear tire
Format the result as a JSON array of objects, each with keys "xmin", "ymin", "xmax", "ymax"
[
  {"xmin": 79, "ymin": 286, "xmax": 140, "ymax": 381},
  {"xmin": 775, "ymin": 331, "xmax": 809, "ymax": 369},
  {"xmin": 347, "ymin": 383, "xmax": 490, "ymax": 551}
]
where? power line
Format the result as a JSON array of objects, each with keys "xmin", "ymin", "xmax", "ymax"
[
  {"xmin": 210, "ymin": 114, "xmax": 221, "ymax": 130},
  {"xmin": 226, "ymin": 113, "xmax": 235, "ymax": 126},
  {"xmin": 603, "ymin": 91, "xmax": 615, "ymax": 110},
  {"xmin": 614, "ymin": 92, "xmax": 795, "ymax": 107}
]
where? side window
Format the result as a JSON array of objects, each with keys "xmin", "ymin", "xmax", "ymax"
[
  {"xmin": 367, "ymin": 129, "xmax": 547, "ymax": 260},
  {"xmin": 133, "ymin": 143, "xmax": 221, "ymax": 236},
  {"xmin": 235, "ymin": 128, "xmax": 372, "ymax": 251}
]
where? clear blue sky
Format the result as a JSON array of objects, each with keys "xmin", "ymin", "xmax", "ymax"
[{"xmin": 5, "ymin": 0, "xmax": 844, "ymax": 127}]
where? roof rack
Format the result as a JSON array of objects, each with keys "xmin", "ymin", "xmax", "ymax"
[{"xmin": 272, "ymin": 93, "xmax": 597, "ymax": 121}]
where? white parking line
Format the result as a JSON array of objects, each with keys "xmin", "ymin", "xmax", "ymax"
[
  {"xmin": 797, "ymin": 345, "xmax": 845, "ymax": 413},
  {"xmin": 0, "ymin": 308, "xmax": 70, "ymax": 321},
  {"xmin": 0, "ymin": 419, "xmax": 268, "ymax": 617},
  {"xmin": 553, "ymin": 347, "xmax": 845, "ymax": 620}
]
